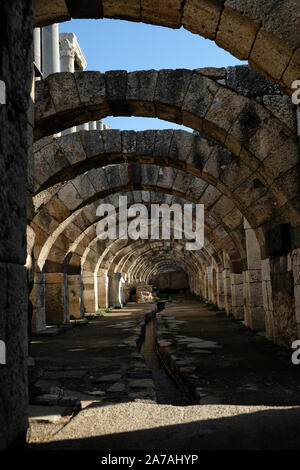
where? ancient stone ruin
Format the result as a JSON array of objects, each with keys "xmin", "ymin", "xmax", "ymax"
[{"xmin": 1, "ymin": 0, "xmax": 300, "ymax": 451}]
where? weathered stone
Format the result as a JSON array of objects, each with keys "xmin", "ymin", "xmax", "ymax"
[
  {"xmin": 226, "ymin": 65, "xmax": 280, "ymax": 97},
  {"xmin": 127, "ymin": 70, "xmax": 158, "ymax": 117},
  {"xmin": 183, "ymin": 0, "xmax": 223, "ymax": 39},
  {"xmin": 154, "ymin": 69, "xmax": 192, "ymax": 123},
  {"xmin": 96, "ymin": 374, "xmax": 122, "ymax": 382},
  {"xmin": 107, "ymin": 382, "xmax": 126, "ymax": 393},
  {"xmin": 129, "ymin": 379, "xmax": 155, "ymax": 389},
  {"xmin": 141, "ymin": 0, "xmax": 182, "ymax": 28},
  {"xmin": 216, "ymin": 6, "xmax": 259, "ymax": 59}
]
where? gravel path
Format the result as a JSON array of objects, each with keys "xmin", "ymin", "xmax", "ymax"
[{"xmin": 31, "ymin": 401, "xmax": 300, "ymax": 450}]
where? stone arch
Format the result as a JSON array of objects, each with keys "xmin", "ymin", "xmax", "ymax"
[
  {"xmin": 34, "ymin": 69, "xmax": 300, "ymax": 231},
  {"xmin": 34, "ymin": 0, "xmax": 300, "ymax": 92},
  {"xmin": 33, "ymin": 165, "xmax": 254, "ymax": 272}
]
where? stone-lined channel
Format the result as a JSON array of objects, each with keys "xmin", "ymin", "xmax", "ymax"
[{"xmin": 140, "ymin": 308, "xmax": 190, "ymax": 406}]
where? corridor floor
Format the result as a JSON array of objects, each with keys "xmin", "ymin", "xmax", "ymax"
[{"xmin": 28, "ymin": 298, "xmax": 300, "ymax": 450}]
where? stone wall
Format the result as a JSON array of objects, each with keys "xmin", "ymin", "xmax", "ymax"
[
  {"xmin": 136, "ymin": 284, "xmax": 153, "ymax": 303},
  {"xmin": 154, "ymin": 270, "xmax": 189, "ymax": 291},
  {"xmin": 0, "ymin": 0, "xmax": 33, "ymax": 449}
]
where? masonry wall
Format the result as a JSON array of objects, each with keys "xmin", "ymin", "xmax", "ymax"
[
  {"xmin": 154, "ymin": 270, "xmax": 189, "ymax": 291},
  {"xmin": 0, "ymin": 0, "xmax": 33, "ymax": 449}
]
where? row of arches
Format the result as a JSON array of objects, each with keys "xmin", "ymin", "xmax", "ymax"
[
  {"xmin": 2, "ymin": 0, "xmax": 300, "ymax": 450},
  {"xmin": 30, "ymin": 66, "xmax": 300, "ymax": 349},
  {"xmin": 34, "ymin": 0, "xmax": 300, "ymax": 94}
]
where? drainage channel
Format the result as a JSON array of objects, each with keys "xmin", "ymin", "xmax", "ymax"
[{"xmin": 140, "ymin": 311, "xmax": 190, "ymax": 406}]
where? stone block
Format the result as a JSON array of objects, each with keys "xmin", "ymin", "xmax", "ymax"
[
  {"xmin": 153, "ymin": 130, "xmax": 174, "ymax": 157},
  {"xmin": 182, "ymin": 72, "xmax": 218, "ymax": 130},
  {"xmin": 205, "ymin": 87, "xmax": 248, "ymax": 137},
  {"xmin": 136, "ymin": 130, "xmax": 156, "ymax": 156},
  {"xmin": 168, "ymin": 130, "xmax": 194, "ymax": 163},
  {"xmin": 154, "ymin": 69, "xmax": 192, "ymax": 123},
  {"xmin": 102, "ymin": 129, "xmax": 122, "ymax": 154},
  {"xmin": 72, "ymin": 174, "xmax": 96, "ymax": 200},
  {"xmin": 57, "ymin": 182, "xmax": 83, "ymax": 211},
  {"xmin": 216, "ymin": 6, "xmax": 259, "ymax": 59},
  {"xmin": 183, "ymin": 0, "xmax": 223, "ymax": 39},
  {"xmin": 102, "ymin": 0, "xmax": 141, "ymax": 21},
  {"xmin": 46, "ymin": 72, "xmax": 80, "ymax": 114},
  {"xmin": 105, "ymin": 70, "xmax": 129, "ymax": 116},
  {"xmin": 141, "ymin": 0, "xmax": 182, "ymax": 28},
  {"xmin": 127, "ymin": 70, "xmax": 158, "ymax": 117},
  {"xmin": 79, "ymin": 130, "xmax": 104, "ymax": 159},
  {"xmin": 249, "ymin": 28, "xmax": 291, "ymax": 81},
  {"xmin": 74, "ymin": 71, "xmax": 107, "ymax": 108},
  {"xmin": 122, "ymin": 130, "xmax": 137, "ymax": 154}
]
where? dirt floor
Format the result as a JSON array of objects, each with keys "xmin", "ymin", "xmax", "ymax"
[{"xmin": 27, "ymin": 297, "xmax": 300, "ymax": 450}]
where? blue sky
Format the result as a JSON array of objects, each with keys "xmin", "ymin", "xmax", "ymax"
[{"xmin": 60, "ymin": 19, "xmax": 245, "ymax": 131}]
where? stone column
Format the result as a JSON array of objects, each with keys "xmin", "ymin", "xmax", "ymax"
[
  {"xmin": 216, "ymin": 266, "xmax": 225, "ymax": 309},
  {"xmin": 42, "ymin": 24, "xmax": 60, "ymax": 78},
  {"xmin": 45, "ymin": 273, "xmax": 69, "ymax": 324},
  {"xmin": 30, "ymin": 272, "xmax": 46, "ymax": 332},
  {"xmin": 34, "ymin": 28, "xmax": 41, "ymax": 79},
  {"xmin": 292, "ymin": 249, "xmax": 300, "ymax": 338},
  {"xmin": 60, "ymin": 46, "xmax": 75, "ymax": 73},
  {"xmin": 96, "ymin": 268, "xmax": 108, "ymax": 309},
  {"xmin": 261, "ymin": 258, "xmax": 275, "ymax": 341},
  {"xmin": 89, "ymin": 121, "xmax": 97, "ymax": 130},
  {"xmin": 206, "ymin": 266, "xmax": 212, "ymax": 301},
  {"xmin": 68, "ymin": 274, "xmax": 83, "ymax": 319},
  {"xmin": 243, "ymin": 219, "xmax": 265, "ymax": 330},
  {"xmin": 230, "ymin": 273, "xmax": 244, "ymax": 319},
  {"xmin": 82, "ymin": 271, "xmax": 96, "ymax": 313},
  {"xmin": 222, "ymin": 268, "xmax": 232, "ymax": 315},
  {"xmin": 59, "ymin": 34, "xmax": 76, "ymax": 135},
  {"xmin": 42, "ymin": 24, "xmax": 60, "ymax": 137},
  {"xmin": 108, "ymin": 273, "xmax": 124, "ymax": 308},
  {"xmin": 121, "ymin": 278, "xmax": 126, "ymax": 305}
]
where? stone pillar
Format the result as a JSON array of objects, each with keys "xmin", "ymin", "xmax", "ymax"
[
  {"xmin": 96, "ymin": 268, "xmax": 108, "ymax": 309},
  {"xmin": 30, "ymin": 272, "xmax": 46, "ymax": 332},
  {"xmin": 195, "ymin": 276, "xmax": 201, "ymax": 296},
  {"xmin": 60, "ymin": 46, "xmax": 75, "ymax": 73},
  {"xmin": 34, "ymin": 28, "xmax": 41, "ymax": 78},
  {"xmin": 261, "ymin": 258, "xmax": 276, "ymax": 341},
  {"xmin": 82, "ymin": 271, "xmax": 96, "ymax": 313},
  {"xmin": 216, "ymin": 266, "xmax": 225, "ymax": 309},
  {"xmin": 292, "ymin": 249, "xmax": 300, "ymax": 338},
  {"xmin": 45, "ymin": 273, "xmax": 69, "ymax": 324},
  {"xmin": 211, "ymin": 267, "xmax": 218, "ymax": 304},
  {"xmin": 203, "ymin": 271, "xmax": 208, "ymax": 299},
  {"xmin": 42, "ymin": 24, "xmax": 60, "ymax": 78},
  {"xmin": 0, "ymin": 0, "xmax": 34, "ymax": 450},
  {"xmin": 230, "ymin": 273, "xmax": 244, "ymax": 319},
  {"xmin": 222, "ymin": 268, "xmax": 232, "ymax": 315},
  {"xmin": 68, "ymin": 274, "xmax": 83, "ymax": 319},
  {"xmin": 243, "ymin": 219, "xmax": 265, "ymax": 330},
  {"xmin": 89, "ymin": 121, "xmax": 97, "ymax": 130},
  {"xmin": 206, "ymin": 266, "xmax": 212, "ymax": 301},
  {"xmin": 268, "ymin": 253, "xmax": 296, "ymax": 348},
  {"xmin": 121, "ymin": 278, "xmax": 126, "ymax": 305},
  {"xmin": 59, "ymin": 46, "xmax": 75, "ymax": 135},
  {"xmin": 108, "ymin": 273, "xmax": 124, "ymax": 308}
]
